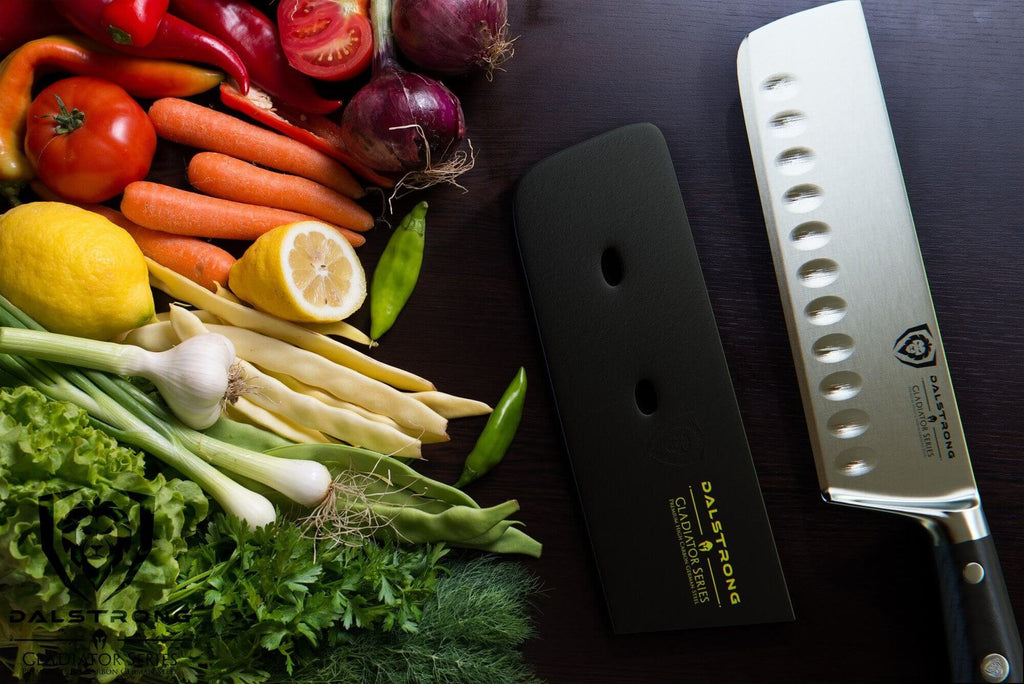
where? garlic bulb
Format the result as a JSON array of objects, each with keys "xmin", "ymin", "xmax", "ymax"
[{"xmin": 0, "ymin": 327, "xmax": 243, "ymax": 430}]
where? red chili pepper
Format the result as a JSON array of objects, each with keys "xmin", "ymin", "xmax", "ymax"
[
  {"xmin": 101, "ymin": 0, "xmax": 169, "ymax": 47},
  {"xmin": 52, "ymin": 0, "xmax": 250, "ymax": 92},
  {"xmin": 0, "ymin": 0, "xmax": 75, "ymax": 56},
  {"xmin": 218, "ymin": 83, "xmax": 394, "ymax": 188},
  {"xmin": 170, "ymin": 0, "xmax": 340, "ymax": 115}
]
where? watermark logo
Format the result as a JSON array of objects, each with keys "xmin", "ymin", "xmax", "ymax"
[
  {"xmin": 37, "ymin": 490, "xmax": 155, "ymax": 603},
  {"xmin": 893, "ymin": 324, "xmax": 936, "ymax": 368},
  {"xmin": 8, "ymin": 493, "xmax": 184, "ymax": 680}
]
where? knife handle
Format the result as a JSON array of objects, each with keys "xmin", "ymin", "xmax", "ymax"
[{"xmin": 934, "ymin": 536, "xmax": 1023, "ymax": 683}]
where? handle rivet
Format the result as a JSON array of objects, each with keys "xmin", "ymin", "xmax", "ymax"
[
  {"xmin": 980, "ymin": 653, "xmax": 1010, "ymax": 683},
  {"xmin": 963, "ymin": 562, "xmax": 985, "ymax": 585}
]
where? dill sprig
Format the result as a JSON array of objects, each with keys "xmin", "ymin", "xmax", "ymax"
[{"xmin": 287, "ymin": 554, "xmax": 545, "ymax": 684}]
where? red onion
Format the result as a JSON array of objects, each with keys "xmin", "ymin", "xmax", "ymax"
[
  {"xmin": 340, "ymin": 0, "xmax": 472, "ymax": 191},
  {"xmin": 392, "ymin": 0, "xmax": 514, "ymax": 79}
]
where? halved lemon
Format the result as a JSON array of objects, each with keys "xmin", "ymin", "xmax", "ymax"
[{"xmin": 228, "ymin": 221, "xmax": 366, "ymax": 323}]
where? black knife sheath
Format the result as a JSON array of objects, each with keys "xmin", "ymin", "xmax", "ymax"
[{"xmin": 513, "ymin": 123, "xmax": 793, "ymax": 633}]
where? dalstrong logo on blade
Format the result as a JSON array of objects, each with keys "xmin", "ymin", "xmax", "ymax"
[{"xmin": 894, "ymin": 324, "xmax": 936, "ymax": 368}]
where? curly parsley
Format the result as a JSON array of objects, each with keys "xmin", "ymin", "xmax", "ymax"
[{"xmin": 133, "ymin": 514, "xmax": 447, "ymax": 682}]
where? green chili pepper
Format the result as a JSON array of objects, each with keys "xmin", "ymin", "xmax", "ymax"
[
  {"xmin": 369, "ymin": 200, "xmax": 428, "ymax": 341},
  {"xmin": 455, "ymin": 367, "xmax": 527, "ymax": 489}
]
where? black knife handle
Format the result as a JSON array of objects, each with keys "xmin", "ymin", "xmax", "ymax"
[{"xmin": 934, "ymin": 536, "xmax": 1023, "ymax": 683}]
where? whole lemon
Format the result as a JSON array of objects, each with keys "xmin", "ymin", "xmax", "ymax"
[{"xmin": 0, "ymin": 202, "xmax": 155, "ymax": 340}]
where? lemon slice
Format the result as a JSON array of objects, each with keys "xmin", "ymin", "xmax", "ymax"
[{"xmin": 228, "ymin": 221, "xmax": 366, "ymax": 323}]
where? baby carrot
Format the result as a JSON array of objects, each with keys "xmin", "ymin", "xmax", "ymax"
[
  {"xmin": 187, "ymin": 152, "xmax": 375, "ymax": 232},
  {"xmin": 120, "ymin": 181, "xmax": 366, "ymax": 246},
  {"xmin": 147, "ymin": 97, "xmax": 364, "ymax": 199}
]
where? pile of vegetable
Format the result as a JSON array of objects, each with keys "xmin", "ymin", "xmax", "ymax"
[{"xmin": 0, "ymin": 1, "xmax": 538, "ymax": 682}]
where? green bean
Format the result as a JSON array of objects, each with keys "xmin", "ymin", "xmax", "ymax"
[
  {"xmin": 366, "ymin": 499, "xmax": 519, "ymax": 544},
  {"xmin": 454, "ymin": 519, "xmax": 520, "ymax": 546},
  {"xmin": 455, "ymin": 367, "xmax": 527, "ymax": 489},
  {"xmin": 227, "ymin": 397, "xmax": 331, "ymax": 445},
  {"xmin": 202, "ymin": 415, "xmax": 293, "ymax": 453},
  {"xmin": 237, "ymin": 360, "xmax": 424, "ymax": 458},
  {"xmin": 458, "ymin": 526, "xmax": 543, "ymax": 559},
  {"xmin": 265, "ymin": 442, "xmax": 543, "ymax": 556},
  {"xmin": 369, "ymin": 201, "xmax": 428, "ymax": 342},
  {"xmin": 271, "ymin": 442, "xmax": 480, "ymax": 510}
]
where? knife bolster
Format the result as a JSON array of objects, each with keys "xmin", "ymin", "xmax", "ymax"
[
  {"xmin": 920, "ymin": 504, "xmax": 991, "ymax": 546},
  {"xmin": 828, "ymin": 491, "xmax": 989, "ymax": 544}
]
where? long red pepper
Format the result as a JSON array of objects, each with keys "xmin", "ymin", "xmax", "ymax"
[
  {"xmin": 171, "ymin": 0, "xmax": 340, "ymax": 115},
  {"xmin": 101, "ymin": 0, "xmax": 169, "ymax": 47},
  {"xmin": 52, "ymin": 0, "xmax": 250, "ymax": 92},
  {"xmin": 0, "ymin": 0, "xmax": 74, "ymax": 56}
]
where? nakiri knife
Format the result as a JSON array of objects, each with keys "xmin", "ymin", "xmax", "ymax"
[{"xmin": 736, "ymin": 2, "xmax": 1021, "ymax": 682}]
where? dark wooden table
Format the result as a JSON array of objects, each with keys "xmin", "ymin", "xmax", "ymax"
[{"xmin": 376, "ymin": 1, "xmax": 1024, "ymax": 682}]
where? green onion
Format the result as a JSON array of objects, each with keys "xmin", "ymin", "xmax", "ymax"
[
  {"xmin": 0, "ymin": 326, "xmax": 241, "ymax": 429},
  {"xmin": 0, "ymin": 293, "xmax": 332, "ymax": 527}
]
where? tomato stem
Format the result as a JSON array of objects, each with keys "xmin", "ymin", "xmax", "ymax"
[{"xmin": 42, "ymin": 95, "xmax": 86, "ymax": 135}]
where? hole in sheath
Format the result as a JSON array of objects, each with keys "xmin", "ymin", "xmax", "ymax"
[
  {"xmin": 601, "ymin": 246, "xmax": 624, "ymax": 286},
  {"xmin": 635, "ymin": 379, "xmax": 658, "ymax": 415}
]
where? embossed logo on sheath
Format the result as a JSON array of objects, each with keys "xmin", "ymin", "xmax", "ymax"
[{"xmin": 647, "ymin": 415, "xmax": 705, "ymax": 469}]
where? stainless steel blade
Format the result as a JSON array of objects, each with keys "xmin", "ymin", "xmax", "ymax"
[
  {"xmin": 737, "ymin": 0, "xmax": 982, "ymax": 542},
  {"xmin": 737, "ymin": 3, "xmax": 1021, "ymax": 681}
]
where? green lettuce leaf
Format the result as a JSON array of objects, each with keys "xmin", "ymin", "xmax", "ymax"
[{"xmin": 0, "ymin": 385, "xmax": 207, "ymax": 681}]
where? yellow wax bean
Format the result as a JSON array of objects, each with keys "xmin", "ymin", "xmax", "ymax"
[
  {"xmin": 147, "ymin": 258, "xmax": 434, "ymax": 391},
  {"xmin": 267, "ymin": 370, "xmax": 450, "ymax": 445},
  {"xmin": 206, "ymin": 324, "xmax": 448, "ymax": 439},
  {"xmin": 238, "ymin": 360, "xmax": 423, "ymax": 459},
  {"xmin": 408, "ymin": 391, "xmax": 493, "ymax": 419},
  {"xmin": 226, "ymin": 397, "xmax": 331, "ymax": 444}
]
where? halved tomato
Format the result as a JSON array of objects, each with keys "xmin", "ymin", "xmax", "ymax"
[{"xmin": 277, "ymin": 0, "xmax": 373, "ymax": 82}]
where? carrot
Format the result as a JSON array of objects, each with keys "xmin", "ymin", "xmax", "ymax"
[
  {"xmin": 95, "ymin": 207, "xmax": 236, "ymax": 292},
  {"xmin": 187, "ymin": 152, "xmax": 375, "ymax": 233},
  {"xmin": 30, "ymin": 180, "xmax": 237, "ymax": 291},
  {"xmin": 120, "ymin": 181, "xmax": 367, "ymax": 246},
  {"xmin": 148, "ymin": 97, "xmax": 364, "ymax": 199}
]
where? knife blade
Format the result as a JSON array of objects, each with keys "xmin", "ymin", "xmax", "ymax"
[{"xmin": 736, "ymin": 1, "xmax": 1021, "ymax": 681}]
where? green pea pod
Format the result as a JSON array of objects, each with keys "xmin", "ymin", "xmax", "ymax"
[
  {"xmin": 455, "ymin": 367, "xmax": 527, "ymax": 489},
  {"xmin": 369, "ymin": 201, "xmax": 428, "ymax": 341}
]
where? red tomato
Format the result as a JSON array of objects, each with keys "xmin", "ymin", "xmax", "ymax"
[
  {"xmin": 277, "ymin": 0, "xmax": 373, "ymax": 82},
  {"xmin": 24, "ymin": 76, "xmax": 156, "ymax": 203}
]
